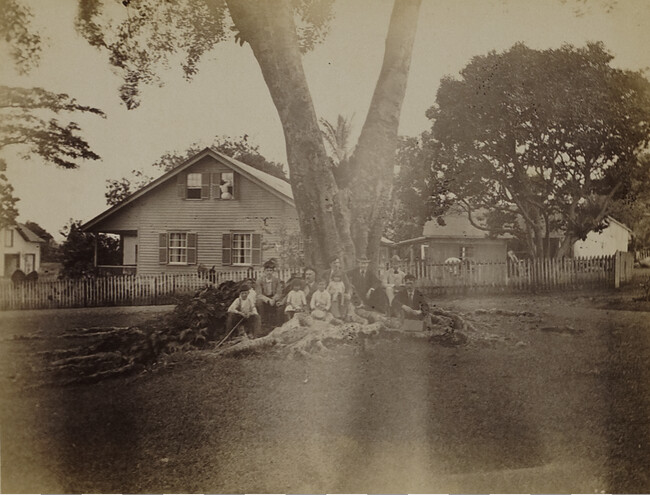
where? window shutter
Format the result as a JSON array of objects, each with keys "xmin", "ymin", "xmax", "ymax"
[
  {"xmin": 252, "ymin": 234, "xmax": 262, "ymax": 265},
  {"xmin": 212, "ymin": 172, "xmax": 221, "ymax": 199},
  {"xmin": 159, "ymin": 233, "xmax": 168, "ymax": 264},
  {"xmin": 187, "ymin": 233, "xmax": 197, "ymax": 265},
  {"xmin": 222, "ymin": 233, "xmax": 231, "ymax": 266},
  {"xmin": 201, "ymin": 173, "xmax": 210, "ymax": 199},
  {"xmin": 177, "ymin": 174, "xmax": 186, "ymax": 199},
  {"xmin": 232, "ymin": 173, "xmax": 239, "ymax": 199}
]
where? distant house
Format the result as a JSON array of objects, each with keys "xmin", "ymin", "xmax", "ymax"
[
  {"xmin": 82, "ymin": 148, "xmax": 300, "ymax": 275},
  {"xmin": 0, "ymin": 223, "xmax": 45, "ymax": 277},
  {"xmin": 393, "ymin": 212, "xmax": 509, "ymax": 264},
  {"xmin": 573, "ymin": 217, "xmax": 632, "ymax": 258}
]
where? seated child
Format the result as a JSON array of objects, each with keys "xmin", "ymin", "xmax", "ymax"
[
  {"xmin": 284, "ymin": 278, "xmax": 307, "ymax": 320},
  {"xmin": 327, "ymin": 273, "xmax": 347, "ymax": 319},
  {"xmin": 310, "ymin": 279, "xmax": 331, "ymax": 319},
  {"xmin": 226, "ymin": 284, "xmax": 261, "ymax": 338}
]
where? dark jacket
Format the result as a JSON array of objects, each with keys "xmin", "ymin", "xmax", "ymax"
[
  {"xmin": 347, "ymin": 267, "xmax": 388, "ymax": 312},
  {"xmin": 255, "ymin": 275, "xmax": 282, "ymax": 303},
  {"xmin": 393, "ymin": 287, "xmax": 426, "ymax": 311}
]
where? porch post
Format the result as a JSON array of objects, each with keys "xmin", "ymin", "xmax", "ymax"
[{"xmin": 93, "ymin": 235, "xmax": 98, "ymax": 268}]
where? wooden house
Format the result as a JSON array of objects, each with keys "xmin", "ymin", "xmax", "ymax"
[
  {"xmin": 393, "ymin": 212, "xmax": 509, "ymax": 263},
  {"xmin": 82, "ymin": 148, "xmax": 300, "ymax": 275},
  {"xmin": 0, "ymin": 223, "xmax": 45, "ymax": 277},
  {"xmin": 573, "ymin": 216, "xmax": 632, "ymax": 257}
]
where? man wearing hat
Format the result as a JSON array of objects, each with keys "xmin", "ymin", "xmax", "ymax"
[
  {"xmin": 347, "ymin": 256, "xmax": 388, "ymax": 313},
  {"xmin": 382, "ymin": 254, "xmax": 406, "ymax": 313},
  {"xmin": 255, "ymin": 259, "xmax": 282, "ymax": 327},
  {"xmin": 393, "ymin": 273, "xmax": 427, "ymax": 320}
]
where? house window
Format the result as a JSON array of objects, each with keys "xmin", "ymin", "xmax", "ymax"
[
  {"xmin": 169, "ymin": 233, "xmax": 189, "ymax": 263},
  {"xmin": 178, "ymin": 173, "xmax": 210, "ymax": 199},
  {"xmin": 158, "ymin": 232, "xmax": 197, "ymax": 265},
  {"xmin": 24, "ymin": 254, "xmax": 35, "ymax": 273},
  {"xmin": 222, "ymin": 232, "xmax": 262, "ymax": 266},
  {"xmin": 4, "ymin": 229, "xmax": 13, "ymax": 247},
  {"xmin": 186, "ymin": 173, "xmax": 202, "ymax": 199},
  {"xmin": 232, "ymin": 233, "xmax": 252, "ymax": 265},
  {"xmin": 211, "ymin": 171, "xmax": 236, "ymax": 200}
]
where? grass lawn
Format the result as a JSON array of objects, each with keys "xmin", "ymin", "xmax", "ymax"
[{"xmin": 0, "ymin": 292, "xmax": 649, "ymax": 493}]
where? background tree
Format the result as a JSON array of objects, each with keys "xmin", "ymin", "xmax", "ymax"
[
  {"xmin": 76, "ymin": 0, "xmax": 423, "ymax": 270},
  {"xmin": 0, "ymin": 0, "xmax": 104, "ymax": 227},
  {"xmin": 385, "ymin": 135, "xmax": 455, "ymax": 242},
  {"xmin": 105, "ymin": 135, "xmax": 287, "ymax": 206},
  {"xmin": 59, "ymin": 220, "xmax": 120, "ymax": 279},
  {"xmin": 419, "ymin": 42, "xmax": 650, "ymax": 257},
  {"xmin": 0, "ymin": 159, "xmax": 19, "ymax": 228}
]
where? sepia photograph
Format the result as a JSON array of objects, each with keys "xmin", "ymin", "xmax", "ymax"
[{"xmin": 0, "ymin": 0, "xmax": 649, "ymax": 493}]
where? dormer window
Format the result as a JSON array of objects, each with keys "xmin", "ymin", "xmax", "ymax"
[
  {"xmin": 177, "ymin": 172, "xmax": 210, "ymax": 199},
  {"xmin": 186, "ymin": 173, "xmax": 202, "ymax": 199},
  {"xmin": 212, "ymin": 171, "xmax": 236, "ymax": 200}
]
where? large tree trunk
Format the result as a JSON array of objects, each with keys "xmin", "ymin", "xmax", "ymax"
[
  {"xmin": 227, "ymin": 0, "xmax": 422, "ymax": 270},
  {"xmin": 348, "ymin": 0, "xmax": 422, "ymax": 268},
  {"xmin": 226, "ymin": 0, "xmax": 355, "ymax": 269}
]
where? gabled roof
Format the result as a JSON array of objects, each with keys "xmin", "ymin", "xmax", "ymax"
[
  {"xmin": 15, "ymin": 223, "xmax": 45, "ymax": 243},
  {"xmin": 394, "ymin": 210, "xmax": 510, "ymax": 246},
  {"xmin": 82, "ymin": 148, "xmax": 293, "ymax": 231},
  {"xmin": 605, "ymin": 216, "xmax": 633, "ymax": 233}
]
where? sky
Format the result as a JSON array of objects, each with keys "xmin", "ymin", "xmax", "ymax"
[{"xmin": 2, "ymin": 0, "xmax": 650, "ymax": 240}]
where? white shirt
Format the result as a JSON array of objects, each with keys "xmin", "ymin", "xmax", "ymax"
[
  {"xmin": 228, "ymin": 296, "xmax": 258, "ymax": 316},
  {"xmin": 284, "ymin": 289, "xmax": 307, "ymax": 312},
  {"xmin": 310, "ymin": 289, "xmax": 332, "ymax": 311}
]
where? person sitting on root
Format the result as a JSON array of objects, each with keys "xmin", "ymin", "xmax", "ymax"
[
  {"xmin": 327, "ymin": 272, "xmax": 347, "ymax": 319},
  {"xmin": 302, "ymin": 266, "xmax": 318, "ymax": 302},
  {"xmin": 348, "ymin": 256, "xmax": 389, "ymax": 314},
  {"xmin": 392, "ymin": 273, "xmax": 427, "ymax": 320},
  {"xmin": 382, "ymin": 254, "xmax": 406, "ymax": 314},
  {"xmin": 284, "ymin": 278, "xmax": 307, "ymax": 320},
  {"xmin": 310, "ymin": 279, "xmax": 332, "ymax": 320},
  {"xmin": 226, "ymin": 284, "xmax": 261, "ymax": 339}
]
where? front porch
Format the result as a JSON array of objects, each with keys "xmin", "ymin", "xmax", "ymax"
[{"xmin": 92, "ymin": 229, "xmax": 138, "ymax": 275}]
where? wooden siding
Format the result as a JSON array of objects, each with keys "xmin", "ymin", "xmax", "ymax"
[
  {"xmin": 398, "ymin": 239, "xmax": 507, "ymax": 264},
  {"xmin": 89, "ymin": 156, "xmax": 299, "ymax": 275}
]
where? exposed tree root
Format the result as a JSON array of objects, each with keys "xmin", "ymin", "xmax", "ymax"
[
  {"xmin": 474, "ymin": 308, "xmax": 537, "ymax": 317},
  {"xmin": 216, "ymin": 305, "xmax": 482, "ymax": 356},
  {"xmin": 43, "ymin": 302, "xmax": 488, "ymax": 385}
]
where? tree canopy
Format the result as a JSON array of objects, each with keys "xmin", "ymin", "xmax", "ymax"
[
  {"xmin": 75, "ymin": 0, "xmax": 423, "ymax": 270},
  {"xmin": 0, "ymin": 0, "xmax": 105, "ymax": 228},
  {"xmin": 416, "ymin": 42, "xmax": 650, "ymax": 257}
]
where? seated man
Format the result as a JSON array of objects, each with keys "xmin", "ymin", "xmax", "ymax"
[
  {"xmin": 226, "ymin": 284, "xmax": 261, "ymax": 339},
  {"xmin": 302, "ymin": 266, "xmax": 318, "ymax": 303},
  {"xmin": 392, "ymin": 274, "xmax": 427, "ymax": 320},
  {"xmin": 347, "ymin": 256, "xmax": 388, "ymax": 314},
  {"xmin": 255, "ymin": 259, "xmax": 282, "ymax": 326}
]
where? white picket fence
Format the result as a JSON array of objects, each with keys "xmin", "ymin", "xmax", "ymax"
[
  {"xmin": 0, "ymin": 254, "xmax": 635, "ymax": 311},
  {"xmin": 0, "ymin": 269, "xmax": 293, "ymax": 311}
]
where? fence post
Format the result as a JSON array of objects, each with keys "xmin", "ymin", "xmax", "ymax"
[{"xmin": 614, "ymin": 251, "xmax": 621, "ymax": 289}]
